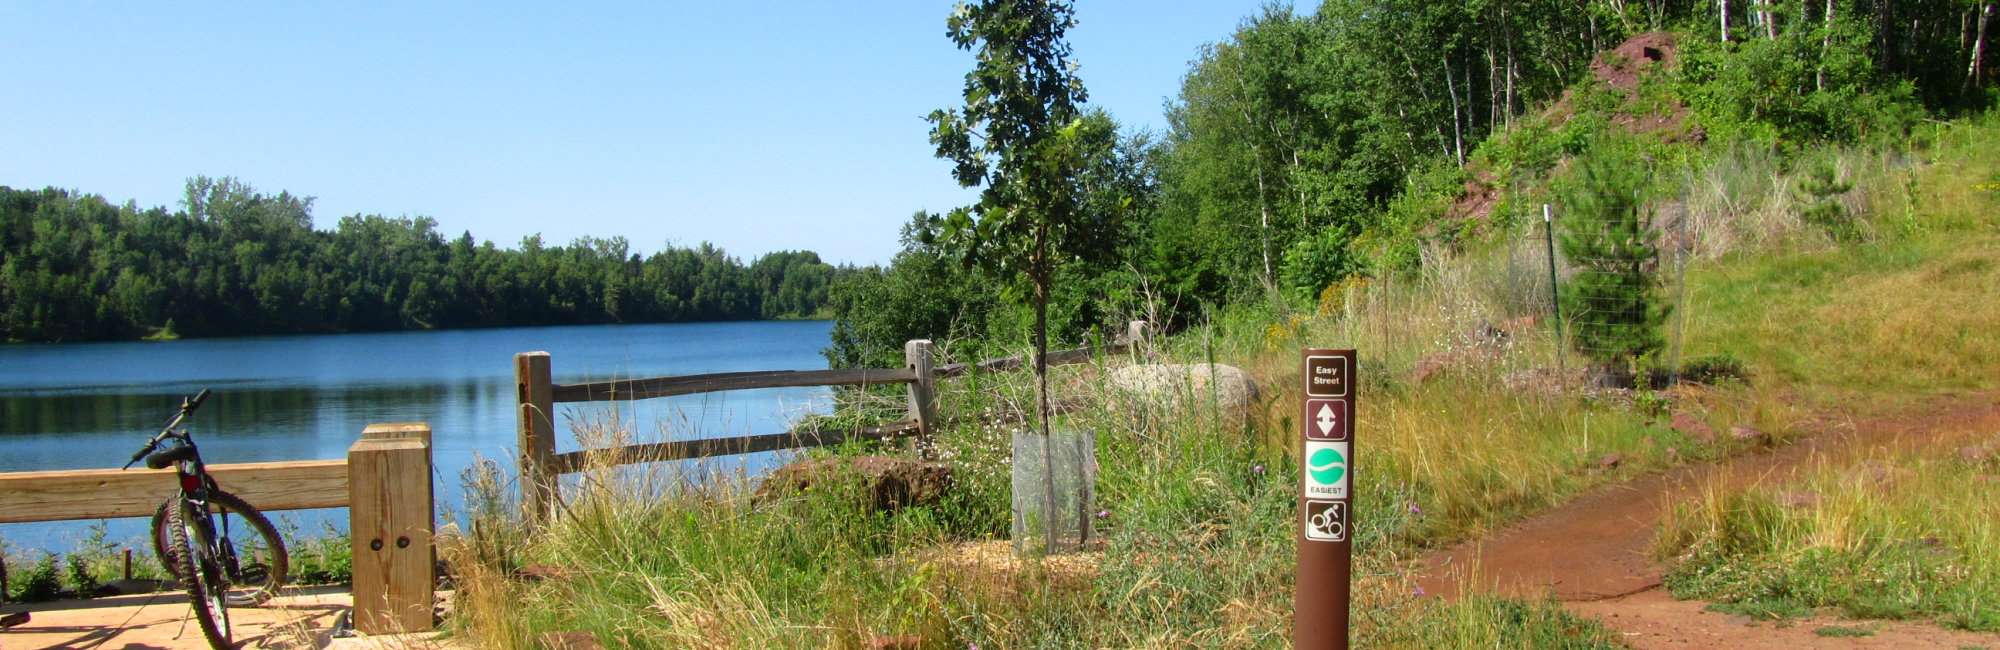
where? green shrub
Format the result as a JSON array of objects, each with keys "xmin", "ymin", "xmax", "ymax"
[
  {"xmin": 1351, "ymin": 158, "xmax": 1470, "ymax": 276},
  {"xmin": 12, "ymin": 554, "xmax": 62, "ymax": 602},
  {"xmin": 64, "ymin": 554, "xmax": 100, "ymax": 598},
  {"xmin": 1676, "ymin": 25, "xmax": 1922, "ymax": 147},
  {"xmin": 1280, "ymin": 224, "xmax": 1365, "ymax": 303},
  {"xmin": 288, "ymin": 523, "xmax": 355, "ymax": 585}
]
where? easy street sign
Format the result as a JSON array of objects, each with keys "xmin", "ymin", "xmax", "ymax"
[
  {"xmin": 1298, "ymin": 349, "xmax": 1354, "ymax": 650},
  {"xmin": 1305, "ymin": 354, "xmax": 1350, "ymax": 398}
]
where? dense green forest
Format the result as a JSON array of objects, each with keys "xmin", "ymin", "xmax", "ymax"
[
  {"xmin": 5, "ymin": 1, "xmax": 1991, "ymax": 351},
  {"xmin": 0, "ymin": 178, "xmax": 846, "ymax": 341},
  {"xmin": 825, "ymin": 0, "xmax": 1996, "ymax": 368}
]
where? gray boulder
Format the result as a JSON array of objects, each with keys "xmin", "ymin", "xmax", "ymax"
[{"xmin": 1103, "ymin": 363, "xmax": 1260, "ymax": 415}]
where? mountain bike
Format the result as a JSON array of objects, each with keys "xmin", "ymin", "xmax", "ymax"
[{"xmin": 125, "ymin": 389, "xmax": 288, "ymax": 649}]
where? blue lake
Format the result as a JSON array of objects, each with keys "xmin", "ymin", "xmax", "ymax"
[{"xmin": 0, "ymin": 320, "xmax": 836, "ymax": 552}]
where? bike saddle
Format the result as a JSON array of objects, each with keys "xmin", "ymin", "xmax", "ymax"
[{"xmin": 146, "ymin": 446, "xmax": 197, "ymax": 470}]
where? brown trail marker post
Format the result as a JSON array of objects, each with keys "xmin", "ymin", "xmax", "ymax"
[{"xmin": 1297, "ymin": 348, "xmax": 1354, "ymax": 649}]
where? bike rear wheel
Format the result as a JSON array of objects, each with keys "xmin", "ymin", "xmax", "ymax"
[
  {"xmin": 165, "ymin": 500, "xmax": 233, "ymax": 649},
  {"xmin": 151, "ymin": 490, "xmax": 289, "ymax": 606}
]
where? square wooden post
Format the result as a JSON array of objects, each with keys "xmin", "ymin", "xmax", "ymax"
[
  {"xmin": 515, "ymin": 352, "xmax": 557, "ymax": 526},
  {"xmin": 364, "ymin": 422, "xmax": 437, "ymax": 576},
  {"xmin": 1124, "ymin": 320, "xmax": 1148, "ymax": 352},
  {"xmin": 904, "ymin": 340, "xmax": 937, "ymax": 459},
  {"xmin": 348, "ymin": 427, "xmax": 433, "ymax": 634}
]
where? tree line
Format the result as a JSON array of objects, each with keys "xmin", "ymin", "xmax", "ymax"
[
  {"xmin": 825, "ymin": 0, "xmax": 1995, "ymax": 369},
  {"xmin": 0, "ymin": 178, "xmax": 846, "ymax": 342}
]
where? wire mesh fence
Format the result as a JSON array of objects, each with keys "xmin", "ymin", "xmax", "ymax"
[{"xmin": 1519, "ymin": 200, "xmax": 1692, "ymax": 386}]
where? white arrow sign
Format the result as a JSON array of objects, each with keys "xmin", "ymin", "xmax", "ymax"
[{"xmin": 1316, "ymin": 403, "xmax": 1338, "ymax": 437}]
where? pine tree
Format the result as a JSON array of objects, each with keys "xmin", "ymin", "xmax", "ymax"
[{"xmin": 1558, "ymin": 140, "xmax": 1670, "ymax": 383}]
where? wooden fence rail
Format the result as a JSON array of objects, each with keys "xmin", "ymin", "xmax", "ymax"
[
  {"xmin": 0, "ymin": 422, "xmax": 435, "ymax": 635},
  {"xmin": 0, "ymin": 461, "xmax": 350, "ymax": 524},
  {"xmin": 515, "ymin": 320, "xmax": 1148, "ymax": 524}
]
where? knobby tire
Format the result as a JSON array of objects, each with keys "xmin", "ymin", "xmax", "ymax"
[{"xmin": 165, "ymin": 500, "xmax": 234, "ymax": 649}]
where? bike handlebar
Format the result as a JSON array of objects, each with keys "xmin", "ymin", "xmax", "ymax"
[
  {"xmin": 123, "ymin": 389, "xmax": 211, "ymax": 470},
  {"xmin": 125, "ymin": 443, "xmax": 156, "ymax": 469}
]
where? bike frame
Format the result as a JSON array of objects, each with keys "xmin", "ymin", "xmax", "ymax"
[{"xmin": 159, "ymin": 433, "xmax": 242, "ymax": 586}]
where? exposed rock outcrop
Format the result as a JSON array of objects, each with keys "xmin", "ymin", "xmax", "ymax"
[{"xmin": 756, "ymin": 456, "xmax": 953, "ymax": 512}]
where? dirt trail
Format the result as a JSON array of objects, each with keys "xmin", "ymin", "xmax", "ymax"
[
  {"xmin": 1569, "ymin": 589, "xmax": 2000, "ymax": 649},
  {"xmin": 1417, "ymin": 391, "xmax": 2000, "ymax": 646}
]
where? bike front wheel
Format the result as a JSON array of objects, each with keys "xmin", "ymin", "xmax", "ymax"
[
  {"xmin": 151, "ymin": 489, "xmax": 289, "ymax": 606},
  {"xmin": 164, "ymin": 500, "xmax": 233, "ymax": 649}
]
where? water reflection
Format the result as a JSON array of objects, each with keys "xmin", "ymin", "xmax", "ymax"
[{"xmin": 0, "ymin": 321, "xmax": 835, "ymax": 551}]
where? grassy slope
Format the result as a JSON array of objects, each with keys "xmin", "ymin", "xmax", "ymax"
[
  {"xmin": 1654, "ymin": 114, "xmax": 2000, "ymax": 631},
  {"xmin": 435, "ymin": 89, "xmax": 2000, "ymax": 650}
]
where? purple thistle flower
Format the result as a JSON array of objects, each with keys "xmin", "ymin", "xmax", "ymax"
[
  {"xmin": 1408, "ymin": 502, "xmax": 1422, "ymax": 516},
  {"xmin": 1413, "ymin": 584, "xmax": 1427, "ymax": 597},
  {"xmin": 1096, "ymin": 509, "xmax": 1110, "ymax": 519},
  {"xmin": 1253, "ymin": 464, "xmax": 1266, "ymax": 475}
]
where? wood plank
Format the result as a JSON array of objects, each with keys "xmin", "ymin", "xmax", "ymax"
[
  {"xmin": 0, "ymin": 460, "xmax": 349, "ymax": 524},
  {"xmin": 550, "ymin": 421, "xmax": 922, "ymax": 473},
  {"xmin": 551, "ymin": 367, "xmax": 917, "ymax": 403},
  {"xmin": 362, "ymin": 422, "xmax": 432, "ymax": 446},
  {"xmin": 348, "ymin": 437, "xmax": 434, "ymax": 634}
]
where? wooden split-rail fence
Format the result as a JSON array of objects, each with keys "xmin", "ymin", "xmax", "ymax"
[
  {"xmin": 0, "ymin": 423, "xmax": 437, "ymax": 635},
  {"xmin": 0, "ymin": 320, "xmax": 1151, "ymax": 637},
  {"xmin": 514, "ymin": 320, "xmax": 1150, "ymax": 524}
]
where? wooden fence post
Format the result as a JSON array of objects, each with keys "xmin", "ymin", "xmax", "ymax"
[
  {"xmin": 515, "ymin": 352, "xmax": 557, "ymax": 526},
  {"xmin": 1125, "ymin": 320, "xmax": 1148, "ymax": 349},
  {"xmin": 348, "ymin": 425, "xmax": 433, "ymax": 635},
  {"xmin": 365, "ymin": 423, "xmax": 437, "ymax": 573},
  {"xmin": 904, "ymin": 339, "xmax": 937, "ymax": 459}
]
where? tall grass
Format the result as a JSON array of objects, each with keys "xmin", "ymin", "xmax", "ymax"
[
  {"xmin": 439, "ymin": 303, "xmax": 1650, "ymax": 647},
  {"xmin": 1657, "ymin": 442, "xmax": 2000, "ymax": 630}
]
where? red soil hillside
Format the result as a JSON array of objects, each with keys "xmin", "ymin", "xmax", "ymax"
[{"xmin": 1444, "ymin": 32, "xmax": 1693, "ymax": 225}]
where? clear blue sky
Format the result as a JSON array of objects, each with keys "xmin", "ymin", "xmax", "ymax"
[{"xmin": 1, "ymin": 2, "xmax": 1278, "ymax": 266}]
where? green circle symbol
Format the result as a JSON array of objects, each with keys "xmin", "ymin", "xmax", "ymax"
[{"xmin": 1308, "ymin": 447, "xmax": 1346, "ymax": 486}]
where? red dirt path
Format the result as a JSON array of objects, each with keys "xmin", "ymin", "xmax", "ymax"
[{"xmin": 1417, "ymin": 391, "xmax": 2000, "ymax": 647}]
